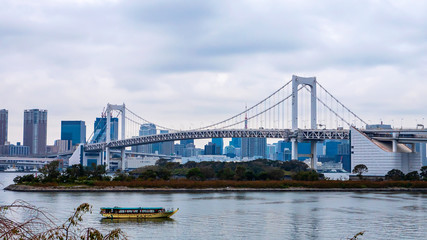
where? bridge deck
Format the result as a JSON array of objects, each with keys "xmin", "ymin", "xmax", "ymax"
[{"xmin": 84, "ymin": 129, "xmax": 350, "ymax": 151}]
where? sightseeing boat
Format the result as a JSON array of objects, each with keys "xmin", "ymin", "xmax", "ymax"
[{"xmin": 100, "ymin": 207, "xmax": 178, "ymax": 219}]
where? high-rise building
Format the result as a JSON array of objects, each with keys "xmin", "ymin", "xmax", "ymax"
[
  {"xmin": 0, "ymin": 109, "xmax": 7, "ymax": 145},
  {"xmin": 158, "ymin": 130, "xmax": 174, "ymax": 155},
  {"xmin": 229, "ymin": 138, "xmax": 241, "ymax": 148},
  {"xmin": 241, "ymin": 138, "xmax": 267, "ymax": 159},
  {"xmin": 61, "ymin": 121, "xmax": 86, "ymax": 147},
  {"xmin": 212, "ymin": 138, "xmax": 223, "ymax": 155},
  {"xmin": 91, "ymin": 117, "xmax": 118, "ymax": 143},
  {"xmin": 23, "ymin": 109, "xmax": 47, "ymax": 155},
  {"xmin": 181, "ymin": 139, "xmax": 194, "ymax": 146},
  {"xmin": 140, "ymin": 123, "xmax": 156, "ymax": 153}
]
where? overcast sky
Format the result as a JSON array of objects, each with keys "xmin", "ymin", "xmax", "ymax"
[{"xmin": 1, "ymin": 0, "xmax": 427, "ymax": 145}]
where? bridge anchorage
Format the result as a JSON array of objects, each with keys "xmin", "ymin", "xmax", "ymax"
[{"xmin": 70, "ymin": 75, "xmax": 425, "ymax": 176}]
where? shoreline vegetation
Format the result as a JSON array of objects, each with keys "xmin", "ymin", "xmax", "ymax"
[
  {"xmin": 5, "ymin": 180, "xmax": 427, "ymax": 192},
  {"xmin": 6, "ymin": 159, "xmax": 427, "ymax": 192}
]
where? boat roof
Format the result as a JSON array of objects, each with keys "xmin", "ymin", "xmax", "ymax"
[{"xmin": 100, "ymin": 207, "xmax": 164, "ymax": 210}]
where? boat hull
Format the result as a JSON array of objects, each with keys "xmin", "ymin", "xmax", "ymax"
[{"xmin": 101, "ymin": 209, "xmax": 178, "ymax": 219}]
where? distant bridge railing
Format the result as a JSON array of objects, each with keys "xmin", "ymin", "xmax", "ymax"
[{"xmin": 84, "ymin": 129, "xmax": 350, "ymax": 152}]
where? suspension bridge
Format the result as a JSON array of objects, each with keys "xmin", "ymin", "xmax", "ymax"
[{"xmin": 73, "ymin": 75, "xmax": 427, "ymax": 175}]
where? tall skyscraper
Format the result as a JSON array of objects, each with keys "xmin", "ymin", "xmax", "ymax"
[
  {"xmin": 23, "ymin": 109, "xmax": 47, "ymax": 155},
  {"xmin": 140, "ymin": 123, "xmax": 156, "ymax": 153},
  {"xmin": 229, "ymin": 138, "xmax": 242, "ymax": 148},
  {"xmin": 61, "ymin": 121, "xmax": 86, "ymax": 147},
  {"xmin": 91, "ymin": 117, "xmax": 118, "ymax": 143},
  {"xmin": 241, "ymin": 138, "xmax": 267, "ymax": 159},
  {"xmin": 212, "ymin": 138, "xmax": 223, "ymax": 155},
  {"xmin": 0, "ymin": 109, "xmax": 7, "ymax": 145}
]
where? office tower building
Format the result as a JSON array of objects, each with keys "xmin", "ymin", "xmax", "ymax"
[
  {"xmin": 140, "ymin": 123, "xmax": 156, "ymax": 153},
  {"xmin": 181, "ymin": 139, "xmax": 194, "ymax": 146},
  {"xmin": 0, "ymin": 109, "xmax": 7, "ymax": 145},
  {"xmin": 158, "ymin": 130, "xmax": 174, "ymax": 155},
  {"xmin": 229, "ymin": 138, "xmax": 242, "ymax": 148},
  {"xmin": 61, "ymin": 121, "xmax": 86, "ymax": 147},
  {"xmin": 91, "ymin": 117, "xmax": 118, "ymax": 143},
  {"xmin": 212, "ymin": 138, "xmax": 223, "ymax": 154},
  {"xmin": 23, "ymin": 109, "xmax": 47, "ymax": 155},
  {"xmin": 241, "ymin": 138, "xmax": 267, "ymax": 159},
  {"xmin": 204, "ymin": 142, "xmax": 220, "ymax": 155}
]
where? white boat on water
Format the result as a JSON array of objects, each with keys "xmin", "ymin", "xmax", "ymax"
[{"xmin": 4, "ymin": 166, "xmax": 18, "ymax": 172}]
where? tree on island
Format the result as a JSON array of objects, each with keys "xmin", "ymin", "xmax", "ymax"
[
  {"xmin": 385, "ymin": 169, "xmax": 405, "ymax": 181},
  {"xmin": 405, "ymin": 171, "xmax": 420, "ymax": 181},
  {"xmin": 352, "ymin": 164, "xmax": 368, "ymax": 180},
  {"xmin": 420, "ymin": 166, "xmax": 427, "ymax": 181}
]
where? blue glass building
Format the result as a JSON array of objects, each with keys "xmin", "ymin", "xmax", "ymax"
[
  {"xmin": 91, "ymin": 117, "xmax": 118, "ymax": 143},
  {"xmin": 212, "ymin": 138, "xmax": 224, "ymax": 155},
  {"xmin": 61, "ymin": 121, "xmax": 86, "ymax": 146}
]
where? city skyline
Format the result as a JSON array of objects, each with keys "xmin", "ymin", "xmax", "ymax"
[{"xmin": 1, "ymin": 1, "xmax": 427, "ymax": 145}]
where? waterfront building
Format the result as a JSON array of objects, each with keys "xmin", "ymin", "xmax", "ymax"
[
  {"xmin": 241, "ymin": 138, "xmax": 267, "ymax": 159},
  {"xmin": 0, "ymin": 109, "xmax": 7, "ymax": 145},
  {"xmin": 212, "ymin": 138, "xmax": 223, "ymax": 154},
  {"xmin": 61, "ymin": 121, "xmax": 86, "ymax": 147},
  {"xmin": 351, "ymin": 127, "xmax": 421, "ymax": 176},
  {"xmin": 0, "ymin": 142, "xmax": 29, "ymax": 156},
  {"xmin": 23, "ymin": 109, "xmax": 47, "ymax": 155},
  {"xmin": 91, "ymin": 117, "xmax": 118, "ymax": 143},
  {"xmin": 54, "ymin": 139, "xmax": 71, "ymax": 153}
]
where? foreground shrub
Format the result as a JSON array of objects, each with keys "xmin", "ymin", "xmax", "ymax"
[{"xmin": 0, "ymin": 200, "xmax": 127, "ymax": 239}]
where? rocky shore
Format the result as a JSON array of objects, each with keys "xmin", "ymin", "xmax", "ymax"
[{"xmin": 4, "ymin": 184, "xmax": 427, "ymax": 192}]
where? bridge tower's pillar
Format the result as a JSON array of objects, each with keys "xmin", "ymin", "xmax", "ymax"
[
  {"xmin": 311, "ymin": 142, "xmax": 317, "ymax": 169},
  {"xmin": 106, "ymin": 104, "xmax": 111, "ymax": 171},
  {"xmin": 105, "ymin": 103, "xmax": 126, "ymax": 171},
  {"xmin": 291, "ymin": 75, "xmax": 317, "ymax": 161},
  {"xmin": 121, "ymin": 148, "xmax": 126, "ymax": 170},
  {"xmin": 291, "ymin": 138, "xmax": 298, "ymax": 161},
  {"xmin": 291, "ymin": 75, "xmax": 317, "ymax": 131}
]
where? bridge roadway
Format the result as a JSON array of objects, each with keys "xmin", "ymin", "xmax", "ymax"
[{"xmin": 84, "ymin": 129, "xmax": 350, "ymax": 152}]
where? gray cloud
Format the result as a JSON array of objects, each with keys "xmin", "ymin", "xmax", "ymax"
[{"xmin": 1, "ymin": 0, "xmax": 427, "ymax": 144}]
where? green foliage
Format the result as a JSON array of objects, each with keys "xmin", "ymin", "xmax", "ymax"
[
  {"xmin": 234, "ymin": 166, "xmax": 247, "ymax": 180},
  {"xmin": 385, "ymin": 169, "xmax": 405, "ymax": 181},
  {"xmin": 352, "ymin": 164, "xmax": 368, "ymax": 179},
  {"xmin": 186, "ymin": 168, "xmax": 205, "ymax": 181},
  {"xmin": 405, "ymin": 171, "xmax": 420, "ymax": 181},
  {"xmin": 156, "ymin": 168, "xmax": 172, "ymax": 180},
  {"xmin": 420, "ymin": 166, "xmax": 427, "ymax": 181},
  {"xmin": 13, "ymin": 174, "xmax": 39, "ymax": 184},
  {"xmin": 266, "ymin": 169, "xmax": 285, "ymax": 180},
  {"xmin": 39, "ymin": 161, "xmax": 61, "ymax": 183},
  {"xmin": 217, "ymin": 167, "xmax": 235, "ymax": 180}
]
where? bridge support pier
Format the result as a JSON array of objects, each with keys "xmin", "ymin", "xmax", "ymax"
[
  {"xmin": 121, "ymin": 148, "xmax": 126, "ymax": 170},
  {"xmin": 291, "ymin": 138, "xmax": 298, "ymax": 160},
  {"xmin": 105, "ymin": 147, "xmax": 110, "ymax": 171},
  {"xmin": 392, "ymin": 132, "xmax": 398, "ymax": 152},
  {"xmin": 310, "ymin": 142, "xmax": 317, "ymax": 170}
]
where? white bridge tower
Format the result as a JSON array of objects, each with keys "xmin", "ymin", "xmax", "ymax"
[
  {"xmin": 105, "ymin": 103, "xmax": 126, "ymax": 171},
  {"xmin": 291, "ymin": 75, "xmax": 318, "ymax": 169}
]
